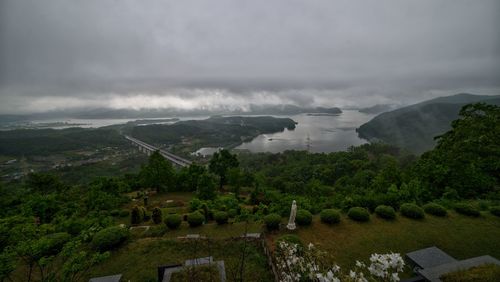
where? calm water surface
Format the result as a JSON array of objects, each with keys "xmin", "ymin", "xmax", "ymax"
[
  {"xmin": 28, "ymin": 110, "xmax": 374, "ymax": 153},
  {"xmin": 236, "ymin": 110, "xmax": 375, "ymax": 153}
]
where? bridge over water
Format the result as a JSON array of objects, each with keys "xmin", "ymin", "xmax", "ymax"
[{"xmin": 125, "ymin": 135, "xmax": 192, "ymax": 167}]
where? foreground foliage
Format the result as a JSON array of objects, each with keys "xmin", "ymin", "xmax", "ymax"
[{"xmin": 275, "ymin": 241, "xmax": 405, "ymax": 282}]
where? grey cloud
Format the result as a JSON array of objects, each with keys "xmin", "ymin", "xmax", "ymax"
[{"xmin": 0, "ymin": 0, "xmax": 499, "ymax": 114}]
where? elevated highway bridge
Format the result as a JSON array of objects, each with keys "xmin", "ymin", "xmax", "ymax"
[{"xmin": 125, "ymin": 135, "xmax": 192, "ymax": 167}]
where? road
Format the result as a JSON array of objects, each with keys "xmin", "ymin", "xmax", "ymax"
[{"xmin": 125, "ymin": 135, "xmax": 192, "ymax": 167}]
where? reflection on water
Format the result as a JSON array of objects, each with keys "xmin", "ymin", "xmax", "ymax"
[
  {"xmin": 29, "ymin": 116, "xmax": 209, "ymax": 129},
  {"xmin": 26, "ymin": 110, "xmax": 375, "ymax": 153},
  {"xmin": 236, "ymin": 110, "xmax": 375, "ymax": 153}
]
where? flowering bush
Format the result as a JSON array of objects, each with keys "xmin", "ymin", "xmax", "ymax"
[{"xmin": 274, "ymin": 241, "xmax": 405, "ymax": 282}]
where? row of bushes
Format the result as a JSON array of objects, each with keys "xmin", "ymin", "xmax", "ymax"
[
  {"xmin": 133, "ymin": 202, "xmax": 500, "ymax": 232},
  {"xmin": 264, "ymin": 202, "xmax": 499, "ymax": 230}
]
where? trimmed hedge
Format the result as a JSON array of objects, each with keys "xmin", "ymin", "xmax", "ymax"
[
  {"xmin": 490, "ymin": 206, "xmax": 500, "ymax": 217},
  {"xmin": 164, "ymin": 214, "xmax": 182, "ymax": 229},
  {"xmin": 187, "ymin": 211, "xmax": 205, "ymax": 227},
  {"xmin": 152, "ymin": 207, "xmax": 163, "ymax": 224},
  {"xmin": 375, "ymin": 205, "xmax": 396, "ymax": 220},
  {"xmin": 320, "ymin": 209, "xmax": 341, "ymax": 224},
  {"xmin": 400, "ymin": 203, "xmax": 425, "ymax": 219},
  {"xmin": 264, "ymin": 213, "xmax": 281, "ymax": 231},
  {"xmin": 110, "ymin": 209, "xmax": 120, "ymax": 217},
  {"xmin": 347, "ymin": 207, "xmax": 370, "ymax": 222},
  {"xmin": 214, "ymin": 211, "xmax": 229, "ymax": 225},
  {"xmin": 119, "ymin": 210, "xmax": 130, "ymax": 217},
  {"xmin": 454, "ymin": 203, "xmax": 480, "ymax": 217},
  {"xmin": 423, "ymin": 203, "xmax": 447, "ymax": 217},
  {"xmin": 91, "ymin": 226, "xmax": 129, "ymax": 251},
  {"xmin": 295, "ymin": 210, "xmax": 312, "ymax": 226}
]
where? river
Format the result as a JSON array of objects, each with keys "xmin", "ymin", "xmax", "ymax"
[{"xmin": 236, "ymin": 110, "xmax": 375, "ymax": 153}]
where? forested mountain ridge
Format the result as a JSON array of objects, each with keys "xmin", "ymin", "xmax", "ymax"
[{"xmin": 357, "ymin": 93, "xmax": 500, "ymax": 154}]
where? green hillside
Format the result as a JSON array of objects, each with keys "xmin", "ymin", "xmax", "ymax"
[{"xmin": 357, "ymin": 94, "xmax": 500, "ymax": 154}]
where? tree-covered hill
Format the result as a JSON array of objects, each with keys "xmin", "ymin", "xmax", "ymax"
[
  {"xmin": 129, "ymin": 116, "xmax": 296, "ymax": 150},
  {"xmin": 357, "ymin": 93, "xmax": 500, "ymax": 154},
  {"xmin": 0, "ymin": 128, "xmax": 127, "ymax": 156}
]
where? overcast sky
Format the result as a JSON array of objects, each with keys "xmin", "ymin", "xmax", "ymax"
[{"xmin": 0, "ymin": 0, "xmax": 499, "ymax": 114}]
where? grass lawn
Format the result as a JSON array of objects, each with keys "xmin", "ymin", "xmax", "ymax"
[
  {"xmin": 267, "ymin": 212, "xmax": 500, "ymax": 272},
  {"xmin": 132, "ymin": 221, "xmax": 263, "ymax": 240},
  {"xmin": 86, "ymin": 238, "xmax": 273, "ymax": 282}
]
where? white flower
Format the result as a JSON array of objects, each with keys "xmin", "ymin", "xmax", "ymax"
[{"xmin": 308, "ymin": 242, "xmax": 314, "ymax": 250}]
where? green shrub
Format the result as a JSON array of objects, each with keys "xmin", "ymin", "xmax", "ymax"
[
  {"xmin": 320, "ymin": 209, "xmax": 341, "ymax": 224},
  {"xmin": 375, "ymin": 205, "xmax": 396, "ymax": 219},
  {"xmin": 214, "ymin": 211, "xmax": 229, "ymax": 225},
  {"xmin": 454, "ymin": 203, "xmax": 480, "ymax": 217},
  {"xmin": 423, "ymin": 203, "xmax": 447, "ymax": 217},
  {"xmin": 490, "ymin": 206, "xmax": 500, "ymax": 217},
  {"xmin": 264, "ymin": 213, "xmax": 281, "ymax": 231},
  {"xmin": 38, "ymin": 232, "xmax": 72, "ymax": 257},
  {"xmin": 164, "ymin": 214, "xmax": 182, "ymax": 229},
  {"xmin": 130, "ymin": 206, "xmax": 142, "ymax": 225},
  {"xmin": 295, "ymin": 210, "xmax": 313, "ymax": 226},
  {"xmin": 119, "ymin": 210, "xmax": 130, "ymax": 217},
  {"xmin": 276, "ymin": 234, "xmax": 303, "ymax": 249},
  {"xmin": 91, "ymin": 226, "xmax": 129, "ymax": 251},
  {"xmin": 187, "ymin": 211, "xmax": 204, "ymax": 227},
  {"xmin": 400, "ymin": 203, "xmax": 425, "ymax": 219},
  {"xmin": 228, "ymin": 209, "xmax": 237, "ymax": 218},
  {"xmin": 110, "ymin": 209, "xmax": 120, "ymax": 217},
  {"xmin": 347, "ymin": 207, "xmax": 370, "ymax": 222},
  {"xmin": 152, "ymin": 207, "xmax": 163, "ymax": 224}
]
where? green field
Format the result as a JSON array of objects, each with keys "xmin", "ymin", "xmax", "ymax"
[
  {"xmin": 104, "ymin": 210, "xmax": 500, "ymax": 281},
  {"xmin": 86, "ymin": 238, "xmax": 273, "ymax": 282},
  {"xmin": 267, "ymin": 212, "xmax": 500, "ymax": 272}
]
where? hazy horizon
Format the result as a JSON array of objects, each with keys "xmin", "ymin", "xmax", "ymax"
[{"xmin": 1, "ymin": 0, "xmax": 500, "ymax": 115}]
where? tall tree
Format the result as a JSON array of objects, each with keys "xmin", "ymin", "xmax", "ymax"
[
  {"xmin": 140, "ymin": 151, "xmax": 175, "ymax": 193},
  {"xmin": 196, "ymin": 173, "xmax": 217, "ymax": 200},
  {"xmin": 176, "ymin": 164, "xmax": 206, "ymax": 192},
  {"xmin": 416, "ymin": 103, "xmax": 500, "ymax": 198},
  {"xmin": 209, "ymin": 149, "xmax": 239, "ymax": 189}
]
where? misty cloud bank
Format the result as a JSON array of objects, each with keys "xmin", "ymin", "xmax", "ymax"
[{"xmin": 1, "ymin": 0, "xmax": 499, "ymax": 114}]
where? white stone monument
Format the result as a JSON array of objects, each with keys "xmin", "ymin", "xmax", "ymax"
[{"xmin": 287, "ymin": 200, "xmax": 297, "ymax": 230}]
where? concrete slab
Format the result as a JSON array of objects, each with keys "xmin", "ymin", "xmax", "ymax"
[
  {"xmin": 418, "ymin": 255, "xmax": 500, "ymax": 282},
  {"xmin": 89, "ymin": 274, "xmax": 122, "ymax": 282},
  {"xmin": 406, "ymin": 246, "xmax": 457, "ymax": 269},
  {"xmin": 185, "ymin": 256, "xmax": 213, "ymax": 266}
]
